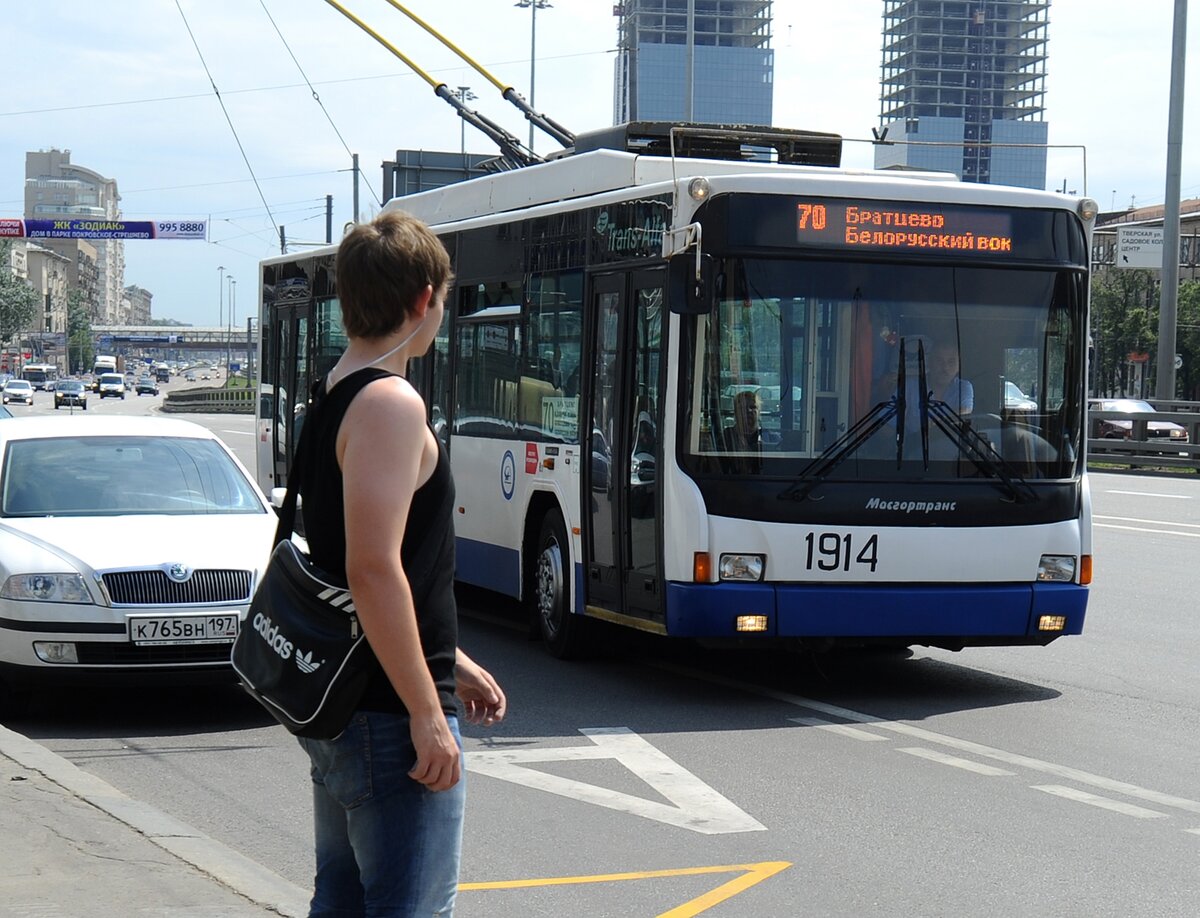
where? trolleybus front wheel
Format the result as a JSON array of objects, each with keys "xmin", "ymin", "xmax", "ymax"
[{"xmin": 531, "ymin": 513, "xmax": 588, "ymax": 659}]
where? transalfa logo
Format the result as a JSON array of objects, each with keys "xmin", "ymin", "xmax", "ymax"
[
  {"xmin": 253, "ymin": 611, "xmax": 293, "ymax": 660},
  {"xmin": 865, "ymin": 497, "xmax": 957, "ymax": 514}
]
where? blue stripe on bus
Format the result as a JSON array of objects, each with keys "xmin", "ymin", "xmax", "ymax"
[
  {"xmin": 455, "ymin": 538, "xmax": 521, "ymax": 598},
  {"xmin": 663, "ymin": 582, "xmax": 1087, "ymax": 639}
]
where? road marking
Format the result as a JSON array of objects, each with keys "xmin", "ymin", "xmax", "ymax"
[
  {"xmin": 1103, "ymin": 490, "xmax": 1192, "ymax": 499},
  {"xmin": 466, "ymin": 728, "xmax": 765, "ymax": 835},
  {"xmin": 219, "ymin": 428, "xmax": 254, "ymax": 436},
  {"xmin": 1186, "ymin": 827, "xmax": 1200, "ymax": 837},
  {"xmin": 655, "ymin": 664, "xmax": 1200, "ymax": 818},
  {"xmin": 1095, "ymin": 515, "xmax": 1200, "ymax": 528},
  {"xmin": 899, "ymin": 747, "xmax": 1015, "ymax": 777},
  {"xmin": 1093, "ymin": 522, "xmax": 1200, "ymax": 539},
  {"xmin": 460, "ymin": 862, "xmax": 791, "ymax": 918},
  {"xmin": 789, "ymin": 716, "xmax": 889, "ymax": 741},
  {"xmin": 1032, "ymin": 785, "xmax": 1169, "ymax": 819}
]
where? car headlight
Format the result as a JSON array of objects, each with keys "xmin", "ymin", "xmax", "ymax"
[
  {"xmin": 1036, "ymin": 555, "xmax": 1076, "ymax": 583},
  {"xmin": 719, "ymin": 553, "xmax": 766, "ymax": 581},
  {"xmin": 1170, "ymin": 429, "xmax": 1186, "ymax": 439},
  {"xmin": 1, "ymin": 573, "xmax": 94, "ymax": 603}
]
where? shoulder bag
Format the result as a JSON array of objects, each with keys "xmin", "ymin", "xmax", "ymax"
[{"xmin": 231, "ymin": 387, "xmax": 375, "ymax": 739}]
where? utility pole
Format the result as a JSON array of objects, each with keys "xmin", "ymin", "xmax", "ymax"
[
  {"xmin": 326, "ymin": 195, "xmax": 333, "ymax": 245},
  {"xmin": 1156, "ymin": 0, "xmax": 1187, "ymax": 400}
]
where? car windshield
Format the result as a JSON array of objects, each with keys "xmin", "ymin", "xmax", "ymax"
[
  {"xmin": 59, "ymin": 382, "xmax": 83, "ymax": 392},
  {"xmin": 1103, "ymin": 399, "xmax": 1154, "ymax": 412},
  {"xmin": 1, "ymin": 436, "xmax": 266, "ymax": 517},
  {"xmin": 100, "ymin": 374, "xmax": 123, "ymax": 384},
  {"xmin": 6, "ymin": 381, "xmax": 30, "ymax": 390}
]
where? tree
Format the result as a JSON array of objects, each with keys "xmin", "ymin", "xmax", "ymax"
[
  {"xmin": 1178, "ymin": 279, "xmax": 1200, "ymax": 400},
  {"xmin": 1089, "ymin": 268, "xmax": 1158, "ymax": 397},
  {"xmin": 67, "ymin": 288, "xmax": 93, "ymax": 374},
  {"xmin": 0, "ymin": 240, "xmax": 39, "ymax": 350}
]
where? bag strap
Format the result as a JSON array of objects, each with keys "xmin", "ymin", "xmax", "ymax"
[{"xmin": 271, "ymin": 368, "xmax": 398, "ymax": 548}]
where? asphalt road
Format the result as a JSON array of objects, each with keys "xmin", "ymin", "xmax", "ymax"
[{"xmin": 6, "ymin": 393, "xmax": 1199, "ymax": 916}]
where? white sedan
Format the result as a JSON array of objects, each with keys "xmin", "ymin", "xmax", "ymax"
[{"xmin": 0, "ymin": 416, "xmax": 277, "ymax": 702}]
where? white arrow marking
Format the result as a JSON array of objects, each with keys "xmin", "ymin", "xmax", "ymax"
[{"xmin": 466, "ymin": 727, "xmax": 765, "ymax": 835}]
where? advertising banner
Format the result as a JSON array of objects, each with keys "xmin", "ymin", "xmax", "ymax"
[{"xmin": 0, "ymin": 218, "xmax": 206, "ymax": 240}]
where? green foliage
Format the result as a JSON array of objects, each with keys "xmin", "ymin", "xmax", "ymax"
[
  {"xmin": 1091, "ymin": 269, "xmax": 1200, "ymax": 399},
  {"xmin": 66, "ymin": 289, "xmax": 94, "ymax": 373},
  {"xmin": 0, "ymin": 241, "xmax": 39, "ymax": 346}
]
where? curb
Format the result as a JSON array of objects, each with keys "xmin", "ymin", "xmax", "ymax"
[{"xmin": 0, "ymin": 724, "xmax": 310, "ymax": 917}]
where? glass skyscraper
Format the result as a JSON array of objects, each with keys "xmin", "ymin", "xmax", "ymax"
[
  {"xmin": 613, "ymin": 1, "xmax": 773, "ymax": 126},
  {"xmin": 874, "ymin": 1, "xmax": 1049, "ymax": 189}
]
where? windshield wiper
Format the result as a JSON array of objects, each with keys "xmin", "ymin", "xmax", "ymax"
[
  {"xmin": 923, "ymin": 398, "xmax": 1038, "ymax": 502},
  {"xmin": 779, "ymin": 339, "xmax": 909, "ymax": 502}
]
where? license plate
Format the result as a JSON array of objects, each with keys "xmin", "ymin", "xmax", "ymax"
[{"xmin": 127, "ymin": 613, "xmax": 240, "ymax": 645}]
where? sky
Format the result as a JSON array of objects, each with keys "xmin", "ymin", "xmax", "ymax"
[{"xmin": 4, "ymin": 1, "xmax": 1199, "ymax": 326}]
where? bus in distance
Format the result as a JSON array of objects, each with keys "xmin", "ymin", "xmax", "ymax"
[
  {"xmin": 21, "ymin": 363, "xmax": 58, "ymax": 390},
  {"xmin": 257, "ymin": 122, "xmax": 1096, "ymax": 658}
]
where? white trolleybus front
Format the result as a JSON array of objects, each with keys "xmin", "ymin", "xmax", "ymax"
[{"xmin": 257, "ymin": 123, "xmax": 1096, "ymax": 659}]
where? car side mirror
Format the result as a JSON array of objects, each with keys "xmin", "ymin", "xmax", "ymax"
[{"xmin": 668, "ymin": 252, "xmax": 714, "ymax": 315}]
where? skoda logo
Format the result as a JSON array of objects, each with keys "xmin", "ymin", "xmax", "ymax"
[{"xmin": 166, "ymin": 563, "xmax": 192, "ymax": 583}]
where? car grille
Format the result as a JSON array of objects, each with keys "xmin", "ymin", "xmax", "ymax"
[
  {"xmin": 74, "ymin": 642, "xmax": 233, "ymax": 665},
  {"xmin": 102, "ymin": 569, "xmax": 253, "ymax": 606}
]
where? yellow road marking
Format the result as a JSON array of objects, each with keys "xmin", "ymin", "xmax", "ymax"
[{"xmin": 459, "ymin": 861, "xmax": 792, "ymax": 917}]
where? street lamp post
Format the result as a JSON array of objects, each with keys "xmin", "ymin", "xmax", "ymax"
[
  {"xmin": 454, "ymin": 85, "xmax": 478, "ymax": 158},
  {"xmin": 217, "ymin": 265, "xmax": 225, "ymax": 351},
  {"xmin": 227, "ymin": 277, "xmax": 236, "ymax": 377},
  {"xmin": 514, "ymin": 0, "xmax": 552, "ymax": 152}
]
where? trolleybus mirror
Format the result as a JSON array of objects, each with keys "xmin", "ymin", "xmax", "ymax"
[{"xmin": 668, "ymin": 252, "xmax": 713, "ymax": 314}]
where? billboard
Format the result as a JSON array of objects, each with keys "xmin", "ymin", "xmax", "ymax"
[{"xmin": 0, "ymin": 218, "xmax": 206, "ymax": 240}]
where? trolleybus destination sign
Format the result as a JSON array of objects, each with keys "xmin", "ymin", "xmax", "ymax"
[
  {"xmin": 0, "ymin": 218, "xmax": 207, "ymax": 240},
  {"xmin": 795, "ymin": 200, "xmax": 1014, "ymax": 254}
]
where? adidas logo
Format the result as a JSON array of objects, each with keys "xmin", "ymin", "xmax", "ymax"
[
  {"xmin": 317, "ymin": 587, "xmax": 357, "ymax": 613},
  {"xmin": 295, "ymin": 649, "xmax": 323, "ymax": 674}
]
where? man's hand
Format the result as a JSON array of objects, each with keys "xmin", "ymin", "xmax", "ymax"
[{"xmin": 456, "ymin": 649, "xmax": 507, "ymax": 726}]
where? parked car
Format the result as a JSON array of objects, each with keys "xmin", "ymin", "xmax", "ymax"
[
  {"xmin": 1004, "ymin": 381, "xmax": 1038, "ymax": 412},
  {"xmin": 0, "ymin": 416, "xmax": 276, "ymax": 696},
  {"xmin": 97, "ymin": 373, "xmax": 126, "ymax": 399},
  {"xmin": 135, "ymin": 376, "xmax": 160, "ymax": 396},
  {"xmin": 2, "ymin": 379, "xmax": 34, "ymax": 406},
  {"xmin": 53, "ymin": 380, "xmax": 88, "ymax": 410},
  {"xmin": 1089, "ymin": 398, "xmax": 1189, "ymax": 442}
]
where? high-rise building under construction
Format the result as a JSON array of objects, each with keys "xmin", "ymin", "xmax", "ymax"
[
  {"xmin": 613, "ymin": 1, "xmax": 773, "ymax": 126},
  {"xmin": 874, "ymin": 1, "xmax": 1049, "ymax": 189}
]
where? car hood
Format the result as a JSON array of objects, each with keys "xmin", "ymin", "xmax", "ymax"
[{"xmin": 0, "ymin": 514, "xmax": 276, "ymax": 576}]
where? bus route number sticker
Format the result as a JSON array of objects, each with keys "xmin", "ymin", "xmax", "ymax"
[
  {"xmin": 500, "ymin": 450, "xmax": 516, "ymax": 501},
  {"xmin": 805, "ymin": 532, "xmax": 879, "ymax": 573}
]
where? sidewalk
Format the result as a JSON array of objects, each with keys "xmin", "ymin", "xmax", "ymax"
[{"xmin": 0, "ymin": 724, "xmax": 310, "ymax": 918}]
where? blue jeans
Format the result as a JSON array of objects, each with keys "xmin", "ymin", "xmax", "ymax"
[{"xmin": 299, "ymin": 711, "xmax": 465, "ymax": 917}]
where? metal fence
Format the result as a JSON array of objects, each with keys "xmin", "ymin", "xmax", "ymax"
[
  {"xmin": 161, "ymin": 386, "xmax": 254, "ymax": 414},
  {"xmin": 1087, "ymin": 399, "xmax": 1200, "ymax": 471}
]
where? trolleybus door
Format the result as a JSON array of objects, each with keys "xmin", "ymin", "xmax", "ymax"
[
  {"xmin": 264, "ymin": 303, "xmax": 310, "ymax": 488},
  {"xmin": 584, "ymin": 270, "xmax": 665, "ymax": 624}
]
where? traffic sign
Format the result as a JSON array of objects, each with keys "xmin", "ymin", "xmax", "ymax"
[{"xmin": 1116, "ymin": 226, "xmax": 1164, "ymax": 270}]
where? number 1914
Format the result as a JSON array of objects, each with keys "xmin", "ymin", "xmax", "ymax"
[{"xmin": 804, "ymin": 532, "xmax": 879, "ymax": 573}]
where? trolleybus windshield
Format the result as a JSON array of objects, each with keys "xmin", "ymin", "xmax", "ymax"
[{"xmin": 681, "ymin": 257, "xmax": 1085, "ymax": 484}]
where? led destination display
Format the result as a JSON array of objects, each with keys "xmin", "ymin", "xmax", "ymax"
[{"xmin": 796, "ymin": 201, "xmax": 1013, "ymax": 254}]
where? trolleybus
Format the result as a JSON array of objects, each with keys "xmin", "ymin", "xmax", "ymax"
[{"xmin": 258, "ymin": 123, "xmax": 1095, "ymax": 658}]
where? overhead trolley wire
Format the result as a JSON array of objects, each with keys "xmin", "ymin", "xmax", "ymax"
[
  {"xmin": 257, "ymin": 0, "xmax": 382, "ymax": 207},
  {"xmin": 174, "ymin": 0, "xmax": 280, "ymax": 242},
  {"xmin": 322, "ymin": 0, "xmax": 541, "ymax": 168},
  {"xmin": 380, "ymin": 0, "xmax": 575, "ymax": 148}
]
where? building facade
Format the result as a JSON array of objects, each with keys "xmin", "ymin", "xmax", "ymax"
[
  {"xmin": 613, "ymin": 0, "xmax": 773, "ymax": 126},
  {"xmin": 874, "ymin": 0, "xmax": 1049, "ymax": 189},
  {"xmin": 24, "ymin": 149, "xmax": 127, "ymax": 322},
  {"xmin": 123, "ymin": 285, "xmax": 154, "ymax": 325}
]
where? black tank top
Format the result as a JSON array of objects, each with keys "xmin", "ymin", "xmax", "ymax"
[{"xmin": 298, "ymin": 367, "xmax": 457, "ymax": 716}]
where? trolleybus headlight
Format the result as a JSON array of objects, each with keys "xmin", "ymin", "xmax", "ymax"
[
  {"xmin": 719, "ymin": 553, "xmax": 765, "ymax": 582},
  {"xmin": 1036, "ymin": 555, "xmax": 1076, "ymax": 582},
  {"xmin": 688, "ymin": 177, "xmax": 711, "ymax": 202},
  {"xmin": 1077, "ymin": 198, "xmax": 1100, "ymax": 222}
]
